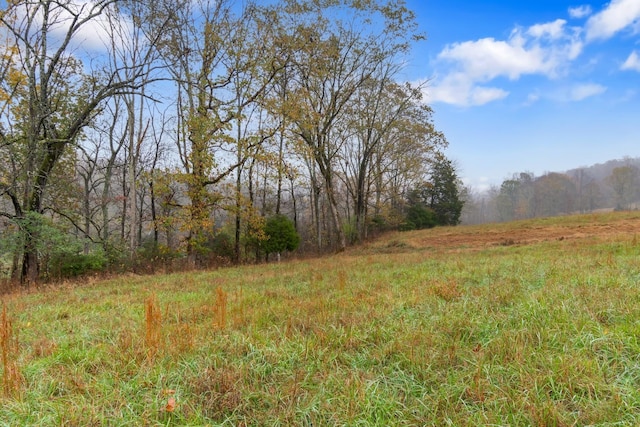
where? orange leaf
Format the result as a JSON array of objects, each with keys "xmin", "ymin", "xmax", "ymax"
[{"xmin": 165, "ymin": 397, "xmax": 176, "ymax": 413}]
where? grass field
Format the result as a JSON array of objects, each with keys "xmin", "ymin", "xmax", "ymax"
[{"xmin": 2, "ymin": 212, "xmax": 640, "ymax": 426}]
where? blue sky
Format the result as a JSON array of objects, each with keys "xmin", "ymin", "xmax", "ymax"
[{"xmin": 402, "ymin": 0, "xmax": 640, "ymax": 192}]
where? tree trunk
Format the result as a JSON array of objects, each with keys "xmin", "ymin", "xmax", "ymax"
[
  {"xmin": 354, "ymin": 158, "xmax": 369, "ymax": 242},
  {"xmin": 149, "ymin": 181, "xmax": 158, "ymax": 246},
  {"xmin": 127, "ymin": 98, "xmax": 138, "ymax": 257},
  {"xmin": 234, "ymin": 167, "xmax": 242, "ymax": 263},
  {"xmin": 276, "ymin": 131, "xmax": 285, "ymax": 215},
  {"xmin": 21, "ymin": 231, "xmax": 39, "ymax": 286},
  {"xmin": 83, "ymin": 174, "xmax": 92, "ymax": 255},
  {"xmin": 325, "ymin": 180, "xmax": 346, "ymax": 251},
  {"xmin": 289, "ymin": 174, "xmax": 298, "ymax": 231},
  {"xmin": 311, "ymin": 177, "xmax": 322, "ymax": 250}
]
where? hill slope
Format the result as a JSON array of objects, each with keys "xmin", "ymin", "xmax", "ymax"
[{"xmin": 2, "ymin": 212, "xmax": 640, "ymax": 425}]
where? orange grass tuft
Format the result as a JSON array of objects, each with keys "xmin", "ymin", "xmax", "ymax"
[
  {"xmin": 213, "ymin": 287, "xmax": 227, "ymax": 330},
  {"xmin": 337, "ymin": 270, "xmax": 347, "ymax": 290},
  {"xmin": 430, "ymin": 279, "xmax": 462, "ymax": 301},
  {"xmin": 1, "ymin": 305, "xmax": 22, "ymax": 397},
  {"xmin": 145, "ymin": 294, "xmax": 163, "ymax": 360}
]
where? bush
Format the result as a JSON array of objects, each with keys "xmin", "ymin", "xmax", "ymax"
[
  {"xmin": 134, "ymin": 238, "xmax": 185, "ymax": 272},
  {"xmin": 262, "ymin": 214, "xmax": 300, "ymax": 257},
  {"xmin": 403, "ymin": 205, "xmax": 437, "ymax": 231},
  {"xmin": 207, "ymin": 231, "xmax": 235, "ymax": 261},
  {"xmin": 49, "ymin": 251, "xmax": 107, "ymax": 279}
]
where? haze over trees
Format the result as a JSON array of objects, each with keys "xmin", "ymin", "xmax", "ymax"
[
  {"xmin": 0, "ymin": 0, "xmax": 456, "ymax": 284},
  {"xmin": 462, "ymin": 158, "xmax": 640, "ymax": 225}
]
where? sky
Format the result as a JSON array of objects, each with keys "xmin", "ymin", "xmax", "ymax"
[
  {"xmin": 402, "ymin": 0, "xmax": 640, "ymax": 192},
  {"xmin": 3, "ymin": 0, "xmax": 637, "ymax": 194}
]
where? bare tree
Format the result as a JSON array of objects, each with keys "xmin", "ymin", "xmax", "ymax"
[
  {"xmin": 607, "ymin": 165, "xmax": 639, "ymax": 210},
  {"xmin": 279, "ymin": 0, "xmax": 421, "ymax": 250},
  {"xmin": 148, "ymin": 0, "xmax": 285, "ymax": 265},
  {"xmin": 341, "ymin": 75, "xmax": 445, "ymax": 241},
  {"xmin": 0, "ymin": 0, "xmax": 166, "ymax": 283}
]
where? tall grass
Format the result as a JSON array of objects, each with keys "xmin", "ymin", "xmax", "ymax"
[
  {"xmin": 1, "ymin": 304, "xmax": 22, "ymax": 397},
  {"xmin": 1, "ymin": 212, "xmax": 640, "ymax": 425}
]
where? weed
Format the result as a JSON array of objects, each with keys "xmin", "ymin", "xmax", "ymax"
[
  {"xmin": 144, "ymin": 294, "xmax": 162, "ymax": 361},
  {"xmin": 429, "ymin": 279, "xmax": 462, "ymax": 301},
  {"xmin": 168, "ymin": 311, "xmax": 195, "ymax": 355},
  {"xmin": 337, "ymin": 270, "xmax": 347, "ymax": 290},
  {"xmin": 213, "ymin": 286, "xmax": 227, "ymax": 331},
  {"xmin": 31, "ymin": 336, "xmax": 57, "ymax": 358},
  {"xmin": 192, "ymin": 366, "xmax": 243, "ymax": 420},
  {"xmin": 1, "ymin": 305, "xmax": 22, "ymax": 397}
]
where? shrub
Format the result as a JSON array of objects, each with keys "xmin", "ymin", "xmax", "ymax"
[
  {"xmin": 403, "ymin": 205, "xmax": 437, "ymax": 231},
  {"xmin": 261, "ymin": 214, "xmax": 300, "ymax": 257},
  {"xmin": 50, "ymin": 251, "xmax": 107, "ymax": 278},
  {"xmin": 207, "ymin": 231, "xmax": 235, "ymax": 261}
]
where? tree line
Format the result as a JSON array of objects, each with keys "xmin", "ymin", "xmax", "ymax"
[
  {"xmin": 462, "ymin": 158, "xmax": 640, "ymax": 224},
  {"xmin": 0, "ymin": 0, "xmax": 461, "ymax": 285}
]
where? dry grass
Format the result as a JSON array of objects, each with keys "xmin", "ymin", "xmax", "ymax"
[
  {"xmin": 144, "ymin": 293, "xmax": 162, "ymax": 361},
  {"xmin": 1, "ymin": 305, "xmax": 22, "ymax": 397},
  {"xmin": 213, "ymin": 286, "xmax": 227, "ymax": 331}
]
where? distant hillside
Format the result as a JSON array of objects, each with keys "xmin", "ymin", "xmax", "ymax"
[
  {"xmin": 462, "ymin": 157, "xmax": 640, "ymax": 224},
  {"xmin": 565, "ymin": 157, "xmax": 640, "ymax": 184}
]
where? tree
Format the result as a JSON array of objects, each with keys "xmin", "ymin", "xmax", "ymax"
[
  {"xmin": 150, "ymin": 0, "xmax": 284, "ymax": 266},
  {"xmin": 262, "ymin": 214, "xmax": 300, "ymax": 261},
  {"xmin": 403, "ymin": 204, "xmax": 436, "ymax": 230},
  {"xmin": 607, "ymin": 165, "xmax": 639, "ymax": 210},
  {"xmin": 460, "ymin": 185, "xmax": 500, "ymax": 224},
  {"xmin": 280, "ymin": 0, "xmax": 422, "ymax": 251},
  {"xmin": 402, "ymin": 157, "xmax": 463, "ymax": 228},
  {"xmin": 495, "ymin": 172, "xmax": 535, "ymax": 222},
  {"xmin": 569, "ymin": 168, "xmax": 601, "ymax": 213},
  {"xmin": 423, "ymin": 157, "xmax": 464, "ymax": 226},
  {"xmin": 532, "ymin": 172, "xmax": 576, "ymax": 217},
  {"xmin": 341, "ymin": 75, "xmax": 445, "ymax": 241},
  {"xmin": 0, "ymin": 0, "xmax": 449, "ymax": 280},
  {"xmin": 0, "ymin": 0, "xmax": 164, "ymax": 284}
]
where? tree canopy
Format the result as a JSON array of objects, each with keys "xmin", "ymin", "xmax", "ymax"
[{"xmin": 0, "ymin": 0, "xmax": 447, "ymax": 283}]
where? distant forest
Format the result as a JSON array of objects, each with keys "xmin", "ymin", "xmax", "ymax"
[{"xmin": 461, "ymin": 157, "xmax": 640, "ymax": 224}]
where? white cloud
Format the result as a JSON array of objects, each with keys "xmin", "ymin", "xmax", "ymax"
[
  {"xmin": 437, "ymin": 37, "xmax": 551, "ymax": 81},
  {"xmin": 424, "ymin": 73, "xmax": 509, "ymax": 107},
  {"xmin": 427, "ymin": 20, "xmax": 583, "ymax": 106},
  {"xmin": 437, "ymin": 24, "xmax": 582, "ymax": 81},
  {"xmin": 424, "ymin": 1, "xmax": 640, "ymax": 108},
  {"xmin": 569, "ymin": 5, "xmax": 593, "ymax": 19},
  {"xmin": 12, "ymin": 0, "xmax": 134, "ymax": 53},
  {"xmin": 469, "ymin": 86, "xmax": 510, "ymax": 105},
  {"xmin": 569, "ymin": 83, "xmax": 607, "ymax": 101},
  {"xmin": 525, "ymin": 91, "xmax": 541, "ymax": 105},
  {"xmin": 621, "ymin": 50, "xmax": 640, "ymax": 71},
  {"xmin": 585, "ymin": 0, "xmax": 640, "ymax": 41},
  {"xmin": 528, "ymin": 19, "xmax": 568, "ymax": 39}
]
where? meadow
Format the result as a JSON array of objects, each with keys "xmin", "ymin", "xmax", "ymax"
[{"xmin": 1, "ymin": 212, "xmax": 640, "ymax": 426}]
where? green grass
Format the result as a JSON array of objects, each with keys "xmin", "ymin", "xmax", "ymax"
[{"xmin": 2, "ymin": 212, "xmax": 640, "ymax": 425}]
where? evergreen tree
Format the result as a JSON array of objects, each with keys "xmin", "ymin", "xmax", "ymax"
[
  {"xmin": 262, "ymin": 215, "xmax": 300, "ymax": 260},
  {"xmin": 408, "ymin": 157, "xmax": 463, "ymax": 227},
  {"xmin": 426, "ymin": 158, "xmax": 464, "ymax": 225}
]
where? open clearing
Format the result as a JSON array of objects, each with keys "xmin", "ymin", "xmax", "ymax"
[
  {"xmin": 362, "ymin": 211, "xmax": 640, "ymax": 252},
  {"xmin": 2, "ymin": 212, "xmax": 640, "ymax": 425}
]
